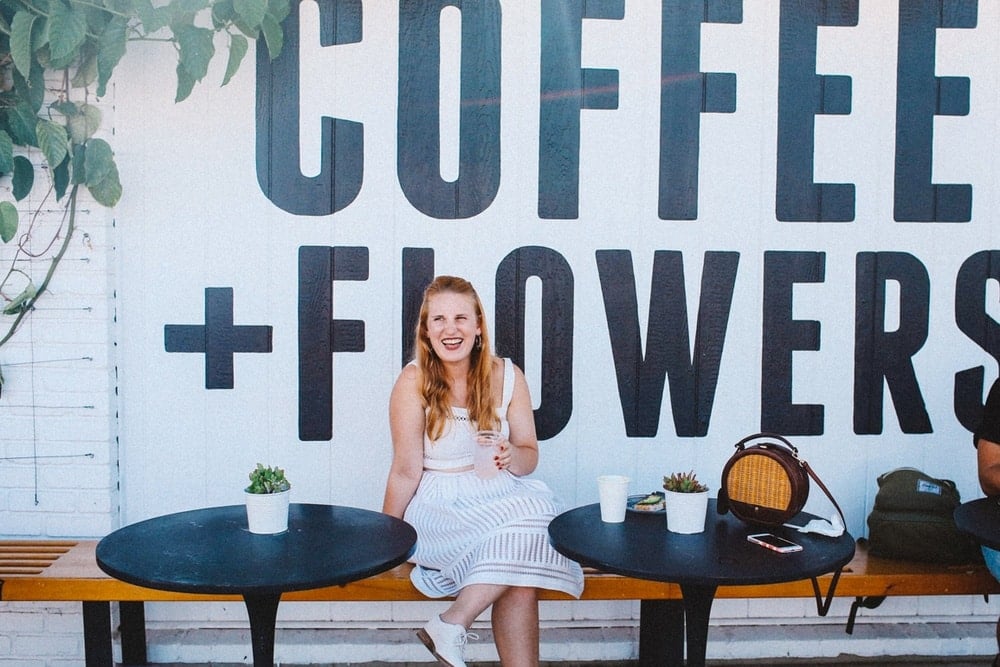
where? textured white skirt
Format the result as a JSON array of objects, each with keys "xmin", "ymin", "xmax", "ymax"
[{"xmin": 404, "ymin": 469, "xmax": 584, "ymax": 599}]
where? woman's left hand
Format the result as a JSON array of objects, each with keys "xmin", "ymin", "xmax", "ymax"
[{"xmin": 495, "ymin": 439, "xmax": 513, "ymax": 472}]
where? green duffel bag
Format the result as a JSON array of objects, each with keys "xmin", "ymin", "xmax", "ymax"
[{"xmin": 866, "ymin": 467, "xmax": 981, "ymax": 564}]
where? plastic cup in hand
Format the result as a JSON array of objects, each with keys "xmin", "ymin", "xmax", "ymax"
[
  {"xmin": 474, "ymin": 430, "xmax": 502, "ymax": 479},
  {"xmin": 597, "ymin": 475, "xmax": 630, "ymax": 523}
]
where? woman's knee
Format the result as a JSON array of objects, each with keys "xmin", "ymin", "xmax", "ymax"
[{"xmin": 499, "ymin": 585, "xmax": 538, "ymax": 606}]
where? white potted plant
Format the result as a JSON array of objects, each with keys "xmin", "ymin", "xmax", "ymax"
[
  {"xmin": 245, "ymin": 463, "xmax": 291, "ymax": 534},
  {"xmin": 662, "ymin": 470, "xmax": 709, "ymax": 534}
]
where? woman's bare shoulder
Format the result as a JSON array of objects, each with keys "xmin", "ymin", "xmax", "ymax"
[{"xmin": 394, "ymin": 362, "xmax": 422, "ymax": 391}]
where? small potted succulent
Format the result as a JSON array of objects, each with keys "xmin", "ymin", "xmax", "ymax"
[
  {"xmin": 662, "ymin": 470, "xmax": 709, "ymax": 534},
  {"xmin": 245, "ymin": 463, "xmax": 292, "ymax": 534}
]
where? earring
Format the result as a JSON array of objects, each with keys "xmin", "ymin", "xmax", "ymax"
[{"xmin": 474, "ymin": 335, "xmax": 482, "ymax": 349}]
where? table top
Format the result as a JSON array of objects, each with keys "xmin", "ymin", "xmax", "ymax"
[
  {"xmin": 954, "ymin": 497, "xmax": 1000, "ymax": 551},
  {"xmin": 96, "ymin": 503, "xmax": 416, "ymax": 596},
  {"xmin": 548, "ymin": 500, "xmax": 855, "ymax": 587}
]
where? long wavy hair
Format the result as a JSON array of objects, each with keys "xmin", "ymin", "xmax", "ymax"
[{"xmin": 415, "ymin": 276, "xmax": 499, "ymax": 441}]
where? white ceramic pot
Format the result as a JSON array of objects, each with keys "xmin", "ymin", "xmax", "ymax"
[
  {"xmin": 245, "ymin": 489, "xmax": 290, "ymax": 534},
  {"xmin": 663, "ymin": 490, "xmax": 709, "ymax": 534}
]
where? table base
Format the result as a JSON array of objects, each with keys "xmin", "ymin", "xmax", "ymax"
[
  {"xmin": 245, "ymin": 594, "xmax": 281, "ymax": 667},
  {"xmin": 638, "ymin": 584, "xmax": 717, "ymax": 667}
]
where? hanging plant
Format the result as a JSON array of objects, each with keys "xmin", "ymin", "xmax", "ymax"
[{"xmin": 0, "ymin": 0, "xmax": 292, "ymax": 391}]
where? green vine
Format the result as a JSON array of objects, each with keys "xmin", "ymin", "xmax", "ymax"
[{"xmin": 0, "ymin": 0, "xmax": 292, "ymax": 391}]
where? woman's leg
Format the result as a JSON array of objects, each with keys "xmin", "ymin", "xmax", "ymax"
[
  {"xmin": 440, "ymin": 582, "xmax": 509, "ymax": 628},
  {"xmin": 490, "ymin": 586, "xmax": 540, "ymax": 667}
]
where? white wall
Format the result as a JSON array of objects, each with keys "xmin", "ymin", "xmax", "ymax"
[{"xmin": 3, "ymin": 1, "xmax": 1000, "ymax": 664}]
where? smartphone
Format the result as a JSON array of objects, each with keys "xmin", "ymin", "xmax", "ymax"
[{"xmin": 747, "ymin": 533, "xmax": 803, "ymax": 553}]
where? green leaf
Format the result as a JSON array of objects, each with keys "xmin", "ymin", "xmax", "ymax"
[
  {"xmin": 71, "ymin": 43, "xmax": 98, "ymax": 88},
  {"xmin": 0, "ymin": 132, "xmax": 14, "ymax": 175},
  {"xmin": 71, "ymin": 144, "xmax": 86, "ymax": 184},
  {"xmin": 10, "ymin": 11, "xmax": 37, "ymax": 79},
  {"xmin": 267, "ymin": 0, "xmax": 292, "ymax": 25},
  {"xmin": 83, "ymin": 139, "xmax": 122, "ymax": 206},
  {"xmin": 53, "ymin": 155, "xmax": 69, "ymax": 200},
  {"xmin": 96, "ymin": 16, "xmax": 127, "ymax": 98},
  {"xmin": 13, "ymin": 59, "xmax": 46, "ymax": 113},
  {"xmin": 36, "ymin": 119, "xmax": 68, "ymax": 168},
  {"xmin": 67, "ymin": 104, "xmax": 102, "ymax": 143},
  {"xmin": 83, "ymin": 138, "xmax": 113, "ymax": 186},
  {"xmin": 173, "ymin": 24, "xmax": 215, "ymax": 81},
  {"xmin": 222, "ymin": 33, "xmax": 248, "ymax": 86},
  {"xmin": 211, "ymin": 0, "xmax": 235, "ymax": 28},
  {"xmin": 3, "ymin": 282, "xmax": 37, "ymax": 315},
  {"xmin": 87, "ymin": 161, "xmax": 121, "ymax": 207},
  {"xmin": 233, "ymin": 0, "xmax": 266, "ymax": 30},
  {"xmin": 0, "ymin": 201, "xmax": 17, "ymax": 243},
  {"xmin": 135, "ymin": 0, "xmax": 171, "ymax": 34},
  {"xmin": 12, "ymin": 156, "xmax": 34, "ymax": 201},
  {"xmin": 47, "ymin": 0, "xmax": 87, "ymax": 63},
  {"xmin": 6, "ymin": 100, "xmax": 38, "ymax": 146},
  {"xmin": 174, "ymin": 61, "xmax": 197, "ymax": 103},
  {"xmin": 260, "ymin": 12, "xmax": 283, "ymax": 60}
]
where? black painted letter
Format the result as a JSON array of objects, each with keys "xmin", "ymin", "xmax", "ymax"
[
  {"xmin": 659, "ymin": 0, "xmax": 740, "ymax": 220},
  {"xmin": 495, "ymin": 247, "xmax": 575, "ymax": 440},
  {"xmin": 775, "ymin": 0, "xmax": 857, "ymax": 222},
  {"xmin": 761, "ymin": 251, "xmax": 824, "ymax": 435},
  {"xmin": 538, "ymin": 0, "xmax": 623, "ymax": 219},
  {"xmin": 298, "ymin": 246, "xmax": 369, "ymax": 441},
  {"xmin": 854, "ymin": 252, "xmax": 931, "ymax": 434},
  {"xmin": 398, "ymin": 0, "xmax": 501, "ymax": 218},
  {"xmin": 954, "ymin": 250, "xmax": 1000, "ymax": 432},
  {"xmin": 894, "ymin": 0, "xmax": 976, "ymax": 222},
  {"xmin": 597, "ymin": 250, "xmax": 738, "ymax": 437},
  {"xmin": 256, "ymin": 0, "xmax": 364, "ymax": 215}
]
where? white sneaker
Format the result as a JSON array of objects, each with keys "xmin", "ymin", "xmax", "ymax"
[{"xmin": 416, "ymin": 614, "xmax": 478, "ymax": 667}]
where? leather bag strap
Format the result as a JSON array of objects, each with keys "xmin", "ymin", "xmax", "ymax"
[{"xmin": 743, "ymin": 432, "xmax": 848, "ymax": 617}]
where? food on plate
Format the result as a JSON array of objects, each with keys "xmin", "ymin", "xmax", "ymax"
[{"xmin": 633, "ymin": 493, "xmax": 665, "ymax": 512}]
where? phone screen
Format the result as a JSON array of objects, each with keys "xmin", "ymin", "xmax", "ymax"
[{"xmin": 747, "ymin": 533, "xmax": 803, "ymax": 553}]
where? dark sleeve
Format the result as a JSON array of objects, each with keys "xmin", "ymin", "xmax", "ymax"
[{"xmin": 975, "ymin": 378, "xmax": 1000, "ymax": 447}]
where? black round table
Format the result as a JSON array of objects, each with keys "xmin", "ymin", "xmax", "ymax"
[
  {"xmin": 955, "ymin": 497, "xmax": 1000, "ymax": 550},
  {"xmin": 96, "ymin": 503, "xmax": 416, "ymax": 667},
  {"xmin": 548, "ymin": 499, "xmax": 855, "ymax": 667}
]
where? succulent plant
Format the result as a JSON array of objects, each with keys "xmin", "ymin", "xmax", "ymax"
[
  {"xmin": 662, "ymin": 470, "xmax": 708, "ymax": 494},
  {"xmin": 246, "ymin": 463, "xmax": 291, "ymax": 494}
]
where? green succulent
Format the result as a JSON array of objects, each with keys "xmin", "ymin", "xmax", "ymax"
[
  {"xmin": 662, "ymin": 470, "xmax": 708, "ymax": 494},
  {"xmin": 246, "ymin": 463, "xmax": 291, "ymax": 494}
]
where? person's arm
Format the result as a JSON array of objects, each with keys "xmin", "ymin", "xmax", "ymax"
[
  {"xmin": 499, "ymin": 363, "xmax": 539, "ymax": 477},
  {"xmin": 382, "ymin": 365, "xmax": 426, "ymax": 519},
  {"xmin": 978, "ymin": 438, "xmax": 1000, "ymax": 497}
]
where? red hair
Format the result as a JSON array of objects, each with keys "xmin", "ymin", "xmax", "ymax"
[{"xmin": 414, "ymin": 276, "xmax": 499, "ymax": 440}]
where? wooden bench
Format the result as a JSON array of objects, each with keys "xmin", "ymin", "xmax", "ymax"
[{"xmin": 2, "ymin": 539, "xmax": 999, "ymax": 666}]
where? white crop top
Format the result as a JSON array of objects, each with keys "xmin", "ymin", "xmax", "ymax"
[{"xmin": 422, "ymin": 358, "xmax": 515, "ymax": 471}]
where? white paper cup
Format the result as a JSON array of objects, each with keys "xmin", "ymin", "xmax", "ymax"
[
  {"xmin": 597, "ymin": 475, "xmax": 630, "ymax": 523},
  {"xmin": 474, "ymin": 430, "xmax": 502, "ymax": 479}
]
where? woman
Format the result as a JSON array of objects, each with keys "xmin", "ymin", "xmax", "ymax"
[
  {"xmin": 382, "ymin": 276, "xmax": 583, "ymax": 667},
  {"xmin": 976, "ymin": 378, "xmax": 1000, "ymax": 667}
]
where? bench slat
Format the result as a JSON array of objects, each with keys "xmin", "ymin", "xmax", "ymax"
[{"xmin": 2, "ymin": 539, "xmax": 999, "ymax": 603}]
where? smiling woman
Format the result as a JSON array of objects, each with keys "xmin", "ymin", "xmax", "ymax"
[{"xmin": 381, "ymin": 275, "xmax": 584, "ymax": 667}]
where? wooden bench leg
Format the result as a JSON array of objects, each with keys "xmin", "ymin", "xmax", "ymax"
[
  {"xmin": 119, "ymin": 601, "xmax": 148, "ymax": 665},
  {"xmin": 82, "ymin": 601, "xmax": 113, "ymax": 667},
  {"xmin": 639, "ymin": 599, "xmax": 684, "ymax": 666}
]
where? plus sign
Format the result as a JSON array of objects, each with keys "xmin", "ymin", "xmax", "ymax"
[{"xmin": 164, "ymin": 287, "xmax": 273, "ymax": 389}]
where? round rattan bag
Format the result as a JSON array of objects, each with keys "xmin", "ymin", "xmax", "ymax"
[{"xmin": 717, "ymin": 433, "xmax": 809, "ymax": 526}]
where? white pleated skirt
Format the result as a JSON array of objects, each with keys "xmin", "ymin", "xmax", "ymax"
[{"xmin": 404, "ymin": 469, "xmax": 584, "ymax": 599}]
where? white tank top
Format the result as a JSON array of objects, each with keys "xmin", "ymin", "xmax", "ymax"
[{"xmin": 422, "ymin": 358, "xmax": 515, "ymax": 471}]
